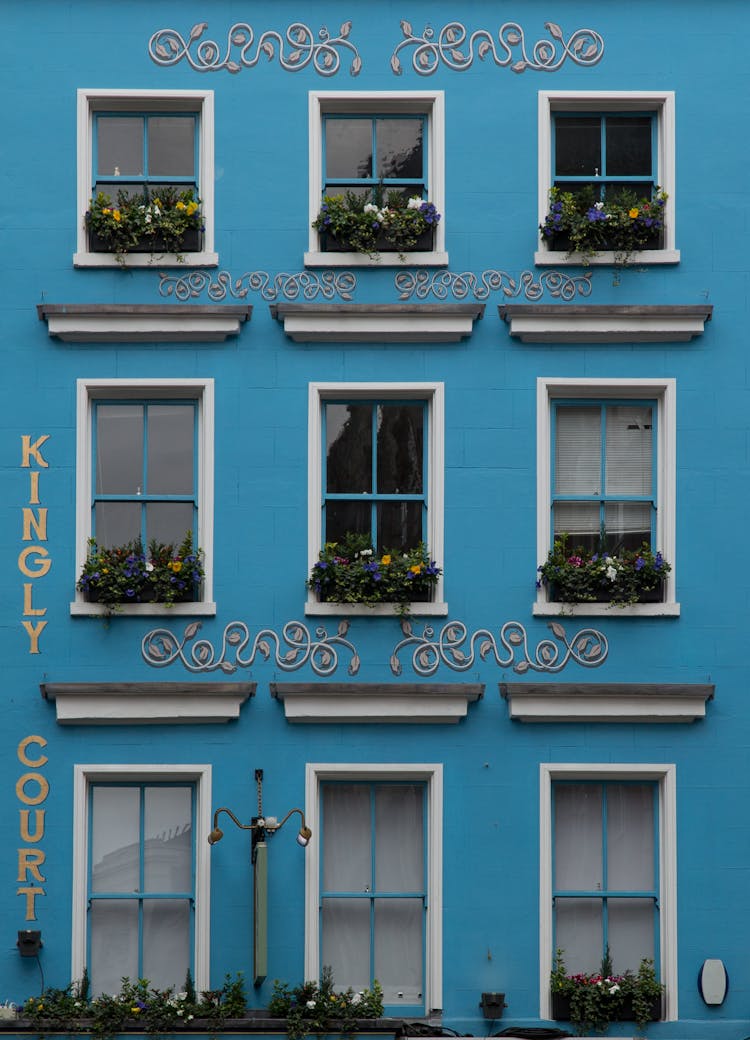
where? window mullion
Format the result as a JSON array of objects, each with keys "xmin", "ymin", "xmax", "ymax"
[
  {"xmin": 138, "ymin": 786, "xmax": 146, "ymax": 978},
  {"xmin": 369, "ymin": 783, "xmax": 376, "ymax": 986}
]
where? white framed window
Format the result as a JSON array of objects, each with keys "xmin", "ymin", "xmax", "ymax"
[
  {"xmin": 535, "ymin": 378, "xmax": 677, "ymax": 617},
  {"xmin": 75, "ymin": 89, "xmax": 217, "ymax": 268},
  {"xmin": 539, "ymin": 763, "xmax": 677, "ymax": 1022},
  {"xmin": 71, "ymin": 764, "xmax": 212, "ymax": 993},
  {"xmin": 305, "ymin": 91, "xmax": 447, "ymax": 267},
  {"xmin": 535, "ymin": 91, "xmax": 679, "ymax": 265},
  {"xmin": 304, "ymin": 763, "xmax": 442, "ymax": 1014},
  {"xmin": 71, "ymin": 378, "xmax": 215, "ymax": 616},
  {"xmin": 306, "ymin": 382, "xmax": 445, "ymax": 616}
]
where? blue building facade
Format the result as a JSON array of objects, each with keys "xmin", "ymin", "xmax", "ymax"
[{"xmin": 1, "ymin": 2, "xmax": 746, "ymax": 1037}]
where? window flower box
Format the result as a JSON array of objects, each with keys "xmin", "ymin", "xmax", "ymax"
[
  {"xmin": 313, "ymin": 191, "xmax": 440, "ymax": 259},
  {"xmin": 551, "ymin": 991, "xmax": 661, "ymax": 1025},
  {"xmin": 320, "ymin": 225, "xmax": 434, "ymax": 254},
  {"xmin": 85, "ymin": 187, "xmax": 203, "ymax": 264},
  {"xmin": 538, "ymin": 535, "xmax": 670, "ymax": 607},
  {"xmin": 88, "ymin": 227, "xmax": 202, "ymax": 255},
  {"xmin": 551, "ymin": 950, "xmax": 663, "ymax": 1034},
  {"xmin": 540, "ymin": 186, "xmax": 667, "ymax": 264}
]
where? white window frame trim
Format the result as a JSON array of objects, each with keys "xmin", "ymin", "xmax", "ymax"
[
  {"xmin": 304, "ymin": 762, "xmax": 443, "ymax": 1013},
  {"xmin": 305, "ymin": 91, "xmax": 448, "ymax": 267},
  {"xmin": 535, "ymin": 91, "xmax": 679, "ymax": 266},
  {"xmin": 71, "ymin": 763, "xmax": 212, "ymax": 991},
  {"xmin": 71, "ymin": 377, "xmax": 216, "ymax": 617},
  {"xmin": 75, "ymin": 88, "xmax": 217, "ymax": 268},
  {"xmin": 306, "ymin": 381, "xmax": 446, "ymax": 616},
  {"xmin": 535, "ymin": 377, "xmax": 678, "ymax": 617},
  {"xmin": 539, "ymin": 763, "xmax": 677, "ymax": 1022}
]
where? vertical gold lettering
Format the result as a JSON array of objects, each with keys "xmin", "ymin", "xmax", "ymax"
[
  {"xmin": 22, "ymin": 508, "xmax": 47, "ymax": 542},
  {"xmin": 17, "ymin": 848, "xmax": 46, "ymax": 883},
  {"xmin": 21, "ymin": 620, "xmax": 47, "ymax": 655},
  {"xmin": 23, "ymin": 584, "xmax": 47, "ymax": 617},
  {"xmin": 15, "ymin": 773, "xmax": 49, "ymax": 805},
  {"xmin": 17, "ymin": 886, "xmax": 44, "ymax": 921},
  {"xmin": 17, "ymin": 736, "xmax": 48, "ymax": 768},
  {"xmin": 29, "ymin": 470, "xmax": 40, "ymax": 505},
  {"xmin": 19, "ymin": 810, "xmax": 45, "ymax": 843},
  {"xmin": 20, "ymin": 435, "xmax": 50, "ymax": 468}
]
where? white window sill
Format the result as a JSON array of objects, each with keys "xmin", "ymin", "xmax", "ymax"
[
  {"xmin": 70, "ymin": 600, "xmax": 217, "ymax": 617},
  {"xmin": 272, "ymin": 681, "xmax": 483, "ymax": 724},
  {"xmin": 533, "ymin": 600, "xmax": 680, "ymax": 618},
  {"xmin": 501, "ymin": 682, "xmax": 713, "ymax": 723},
  {"xmin": 535, "ymin": 248, "xmax": 680, "ymax": 266},
  {"xmin": 73, "ymin": 251, "xmax": 219, "ymax": 269},
  {"xmin": 304, "ymin": 250, "xmax": 449, "ymax": 268},
  {"xmin": 42, "ymin": 681, "xmax": 253, "ymax": 724},
  {"xmin": 305, "ymin": 600, "xmax": 449, "ymax": 617}
]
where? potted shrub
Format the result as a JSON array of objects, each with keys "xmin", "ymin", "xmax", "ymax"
[
  {"xmin": 551, "ymin": 949, "xmax": 663, "ymax": 1035},
  {"xmin": 268, "ymin": 967, "xmax": 384, "ymax": 1040},
  {"xmin": 85, "ymin": 186, "xmax": 202, "ymax": 264},
  {"xmin": 308, "ymin": 530, "xmax": 441, "ymax": 613},
  {"xmin": 77, "ymin": 531, "xmax": 204, "ymax": 612},
  {"xmin": 538, "ymin": 534, "xmax": 670, "ymax": 606},
  {"xmin": 540, "ymin": 185, "xmax": 667, "ymax": 264},
  {"xmin": 313, "ymin": 189, "xmax": 440, "ymax": 258}
]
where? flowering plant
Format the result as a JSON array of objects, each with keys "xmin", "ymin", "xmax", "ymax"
[
  {"xmin": 538, "ymin": 534, "xmax": 670, "ymax": 606},
  {"xmin": 86, "ymin": 186, "xmax": 202, "ymax": 263},
  {"xmin": 551, "ymin": 949, "xmax": 663, "ymax": 1034},
  {"xmin": 268, "ymin": 967, "xmax": 384, "ymax": 1040},
  {"xmin": 540, "ymin": 185, "xmax": 667, "ymax": 264},
  {"xmin": 77, "ymin": 531, "xmax": 204, "ymax": 611},
  {"xmin": 308, "ymin": 530, "xmax": 441, "ymax": 612},
  {"xmin": 313, "ymin": 188, "xmax": 440, "ymax": 258}
]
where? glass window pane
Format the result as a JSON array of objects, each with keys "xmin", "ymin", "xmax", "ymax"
[
  {"xmin": 146, "ymin": 502, "xmax": 194, "ymax": 546},
  {"xmin": 326, "ymin": 404, "xmax": 372, "ymax": 493},
  {"xmin": 603, "ymin": 503, "xmax": 651, "ymax": 551},
  {"xmin": 92, "ymin": 787, "xmax": 140, "ymax": 892},
  {"xmin": 148, "ymin": 117, "xmax": 195, "ymax": 178},
  {"xmin": 322, "ymin": 785, "xmax": 371, "ymax": 892},
  {"xmin": 606, "ymin": 117, "xmax": 651, "ymax": 177},
  {"xmin": 605, "ymin": 406, "xmax": 652, "ymax": 496},
  {"xmin": 555, "ymin": 117, "xmax": 601, "ymax": 177},
  {"xmin": 553, "ymin": 502, "xmax": 601, "ymax": 553},
  {"xmin": 325, "ymin": 501, "xmax": 371, "ymax": 545},
  {"xmin": 146, "ymin": 404, "xmax": 194, "ymax": 495},
  {"xmin": 97, "ymin": 117, "xmax": 143, "ymax": 177},
  {"xmin": 555, "ymin": 407, "xmax": 601, "ymax": 494},
  {"xmin": 375, "ymin": 785, "xmax": 423, "ymax": 891},
  {"xmin": 376, "ymin": 119, "xmax": 423, "ymax": 180},
  {"xmin": 326, "ymin": 119, "xmax": 372, "ymax": 179},
  {"xmin": 95, "ymin": 502, "xmax": 142, "ymax": 547},
  {"xmin": 607, "ymin": 785, "xmax": 654, "ymax": 890},
  {"xmin": 90, "ymin": 900, "xmax": 138, "ymax": 995},
  {"xmin": 143, "ymin": 899, "xmax": 191, "ymax": 987},
  {"xmin": 96, "ymin": 404, "xmax": 143, "ymax": 495},
  {"xmin": 555, "ymin": 898, "xmax": 602, "ymax": 974},
  {"xmin": 554, "ymin": 783, "xmax": 602, "ymax": 890},
  {"xmin": 608, "ymin": 898, "xmax": 655, "ymax": 971},
  {"xmin": 377, "ymin": 502, "xmax": 422, "ymax": 553},
  {"xmin": 321, "ymin": 898, "xmax": 370, "ymax": 991},
  {"xmin": 374, "ymin": 899, "xmax": 423, "ymax": 1004},
  {"xmin": 144, "ymin": 787, "xmax": 192, "ymax": 893},
  {"xmin": 377, "ymin": 405, "xmax": 423, "ymax": 494}
]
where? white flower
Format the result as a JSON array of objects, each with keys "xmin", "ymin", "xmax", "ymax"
[
  {"xmin": 360, "ymin": 548, "xmax": 372, "ymax": 556},
  {"xmin": 606, "ymin": 565, "xmax": 617, "ymax": 582},
  {"xmin": 145, "ymin": 561, "xmax": 154, "ymax": 572},
  {"xmin": 351, "ymin": 993, "xmax": 362, "ymax": 1006},
  {"xmin": 177, "ymin": 1009, "xmax": 184, "ymax": 1017},
  {"xmin": 144, "ymin": 213, "xmax": 152, "ymax": 224},
  {"xmin": 176, "ymin": 993, "xmax": 187, "ymax": 1002},
  {"xmin": 306, "ymin": 1000, "xmax": 316, "ymax": 1009},
  {"xmin": 407, "ymin": 196, "xmax": 423, "ymax": 210},
  {"xmin": 363, "ymin": 203, "xmax": 379, "ymax": 214},
  {"xmin": 594, "ymin": 201, "xmax": 605, "ymax": 210},
  {"xmin": 609, "ymin": 984, "xmax": 620, "ymax": 995},
  {"xmin": 187, "ymin": 1015, "xmax": 194, "ymax": 1021}
]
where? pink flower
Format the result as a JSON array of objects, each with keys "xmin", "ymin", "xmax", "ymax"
[{"xmin": 567, "ymin": 555, "xmax": 583, "ymax": 567}]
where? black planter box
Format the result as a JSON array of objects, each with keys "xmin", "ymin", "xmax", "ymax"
[
  {"xmin": 320, "ymin": 226, "xmax": 434, "ymax": 253},
  {"xmin": 552, "ymin": 991, "xmax": 661, "ymax": 1023},
  {"xmin": 547, "ymin": 228, "xmax": 663, "ymax": 254},
  {"xmin": 549, "ymin": 578, "xmax": 665, "ymax": 605},
  {"xmin": 88, "ymin": 228, "xmax": 202, "ymax": 254},
  {"xmin": 84, "ymin": 586, "xmax": 198, "ymax": 606}
]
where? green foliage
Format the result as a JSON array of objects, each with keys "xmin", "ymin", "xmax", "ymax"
[
  {"xmin": 538, "ymin": 533, "xmax": 670, "ymax": 606},
  {"xmin": 308, "ymin": 530, "xmax": 441, "ymax": 613},
  {"xmin": 86, "ymin": 186, "xmax": 202, "ymax": 263},
  {"xmin": 540, "ymin": 185, "xmax": 668, "ymax": 265},
  {"xmin": 312, "ymin": 188, "xmax": 440, "ymax": 258},
  {"xmin": 551, "ymin": 949, "xmax": 663, "ymax": 1035},
  {"xmin": 268, "ymin": 966, "xmax": 384, "ymax": 1040},
  {"xmin": 77, "ymin": 530, "xmax": 205, "ymax": 612}
]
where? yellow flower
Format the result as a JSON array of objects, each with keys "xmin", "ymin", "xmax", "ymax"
[
  {"xmin": 169, "ymin": 560, "xmax": 183, "ymax": 573},
  {"xmin": 131, "ymin": 1007, "xmax": 140, "ymax": 1014},
  {"xmin": 409, "ymin": 563, "xmax": 423, "ymax": 574},
  {"xmin": 102, "ymin": 567, "xmax": 109, "ymax": 574},
  {"xmin": 381, "ymin": 554, "xmax": 391, "ymax": 565},
  {"xmin": 102, "ymin": 208, "xmax": 111, "ymax": 215},
  {"xmin": 112, "ymin": 209, "xmax": 121, "ymax": 222},
  {"xmin": 628, "ymin": 207, "xmax": 639, "ymax": 219},
  {"xmin": 187, "ymin": 201, "xmax": 198, "ymax": 215},
  {"xmin": 176, "ymin": 201, "xmax": 186, "ymax": 211}
]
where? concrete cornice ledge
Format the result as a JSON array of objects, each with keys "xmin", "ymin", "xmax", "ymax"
[
  {"xmin": 498, "ymin": 304, "xmax": 713, "ymax": 343},
  {"xmin": 270, "ymin": 302, "xmax": 485, "ymax": 342},
  {"xmin": 40, "ymin": 682, "xmax": 255, "ymax": 724},
  {"xmin": 37, "ymin": 303, "xmax": 252, "ymax": 343},
  {"xmin": 500, "ymin": 682, "xmax": 714, "ymax": 723},
  {"xmin": 271, "ymin": 681, "xmax": 484, "ymax": 723}
]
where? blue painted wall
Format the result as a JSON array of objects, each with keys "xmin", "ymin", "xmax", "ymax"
[{"xmin": 0, "ymin": 2, "xmax": 748, "ymax": 1037}]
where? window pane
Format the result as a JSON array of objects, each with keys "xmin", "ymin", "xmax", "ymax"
[
  {"xmin": 555, "ymin": 898, "xmax": 602, "ymax": 973},
  {"xmin": 608, "ymin": 898, "xmax": 655, "ymax": 971},
  {"xmin": 376, "ymin": 119, "xmax": 423, "ymax": 180},
  {"xmin": 322, "ymin": 785, "xmax": 371, "ymax": 892},
  {"xmin": 325, "ymin": 501, "xmax": 371, "ymax": 545},
  {"xmin": 143, "ymin": 899, "xmax": 191, "ymax": 987},
  {"xmin": 146, "ymin": 502, "xmax": 195, "ymax": 546},
  {"xmin": 605, "ymin": 406, "xmax": 652, "ymax": 496},
  {"xmin": 147, "ymin": 404, "xmax": 194, "ymax": 495},
  {"xmin": 148, "ymin": 117, "xmax": 195, "ymax": 178},
  {"xmin": 554, "ymin": 784, "xmax": 602, "ymax": 890},
  {"xmin": 97, "ymin": 117, "xmax": 143, "ymax": 177},
  {"xmin": 144, "ymin": 787, "xmax": 192, "ymax": 893},
  {"xmin": 375, "ymin": 785, "xmax": 423, "ymax": 891},
  {"xmin": 321, "ymin": 898, "xmax": 370, "ymax": 991},
  {"xmin": 553, "ymin": 502, "xmax": 600, "ymax": 551},
  {"xmin": 326, "ymin": 404, "xmax": 372, "ymax": 493},
  {"xmin": 607, "ymin": 785, "xmax": 654, "ymax": 890},
  {"xmin": 603, "ymin": 503, "xmax": 651, "ymax": 551},
  {"xmin": 605, "ymin": 117, "xmax": 651, "ymax": 177},
  {"xmin": 555, "ymin": 117, "xmax": 601, "ymax": 176},
  {"xmin": 555, "ymin": 407, "xmax": 601, "ymax": 495},
  {"xmin": 377, "ymin": 405, "xmax": 423, "ymax": 494},
  {"xmin": 326, "ymin": 119, "xmax": 372, "ymax": 179},
  {"xmin": 92, "ymin": 787, "xmax": 140, "ymax": 892},
  {"xmin": 95, "ymin": 501, "xmax": 141, "ymax": 547},
  {"xmin": 90, "ymin": 900, "xmax": 138, "ymax": 995},
  {"xmin": 377, "ymin": 502, "xmax": 422, "ymax": 552},
  {"xmin": 96, "ymin": 404, "xmax": 143, "ymax": 495},
  {"xmin": 374, "ymin": 899, "xmax": 423, "ymax": 1004}
]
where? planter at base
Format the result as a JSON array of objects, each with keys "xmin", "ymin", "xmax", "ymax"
[
  {"xmin": 547, "ymin": 228, "xmax": 663, "ymax": 254},
  {"xmin": 88, "ymin": 228, "xmax": 202, "ymax": 254},
  {"xmin": 320, "ymin": 227, "xmax": 434, "ymax": 253},
  {"xmin": 551, "ymin": 991, "xmax": 661, "ymax": 1023},
  {"xmin": 549, "ymin": 578, "xmax": 664, "ymax": 605}
]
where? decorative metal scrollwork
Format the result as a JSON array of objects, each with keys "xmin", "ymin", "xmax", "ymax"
[
  {"xmin": 394, "ymin": 269, "xmax": 593, "ymax": 301},
  {"xmin": 158, "ymin": 269, "xmax": 356, "ymax": 302}
]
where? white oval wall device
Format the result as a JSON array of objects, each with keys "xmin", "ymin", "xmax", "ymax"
[{"xmin": 698, "ymin": 958, "xmax": 728, "ymax": 1005}]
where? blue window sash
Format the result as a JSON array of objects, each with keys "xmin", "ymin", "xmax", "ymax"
[
  {"xmin": 322, "ymin": 114, "xmax": 427, "ymax": 198},
  {"xmin": 93, "ymin": 112, "xmax": 198, "ymax": 194},
  {"xmin": 552, "ymin": 112, "xmax": 658, "ymax": 194},
  {"xmin": 86, "ymin": 782, "xmax": 196, "ymax": 980},
  {"xmin": 91, "ymin": 399, "xmax": 198, "ymax": 545},
  {"xmin": 550, "ymin": 399, "xmax": 657, "ymax": 548},
  {"xmin": 320, "ymin": 780, "xmax": 427, "ymax": 1015},
  {"xmin": 551, "ymin": 779, "xmax": 660, "ymax": 974},
  {"xmin": 321, "ymin": 399, "xmax": 428, "ymax": 548}
]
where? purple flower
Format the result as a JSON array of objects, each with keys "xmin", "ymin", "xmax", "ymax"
[
  {"xmin": 635, "ymin": 557, "xmax": 645, "ymax": 571},
  {"xmin": 655, "ymin": 552, "xmax": 664, "ymax": 569}
]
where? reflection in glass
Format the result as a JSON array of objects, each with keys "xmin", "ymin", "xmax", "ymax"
[
  {"xmin": 96, "ymin": 405, "xmax": 144, "ymax": 494},
  {"xmin": 606, "ymin": 117, "xmax": 651, "ymax": 176},
  {"xmin": 322, "ymin": 898, "xmax": 370, "ymax": 993},
  {"xmin": 147, "ymin": 404, "xmax": 194, "ymax": 494},
  {"xmin": 143, "ymin": 900, "xmax": 190, "ymax": 988},
  {"xmin": 97, "ymin": 117, "xmax": 144, "ymax": 177},
  {"xmin": 92, "ymin": 787, "xmax": 140, "ymax": 892},
  {"xmin": 326, "ymin": 119, "xmax": 372, "ymax": 179},
  {"xmin": 377, "ymin": 405, "xmax": 423, "ymax": 494},
  {"xmin": 326, "ymin": 404, "xmax": 372, "ymax": 493},
  {"xmin": 148, "ymin": 117, "xmax": 195, "ymax": 177},
  {"xmin": 376, "ymin": 119, "xmax": 423, "ymax": 180},
  {"xmin": 90, "ymin": 901, "xmax": 138, "ymax": 995},
  {"xmin": 95, "ymin": 502, "xmax": 141, "ymax": 547},
  {"xmin": 555, "ymin": 117, "xmax": 600, "ymax": 176},
  {"xmin": 144, "ymin": 787, "xmax": 192, "ymax": 893}
]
